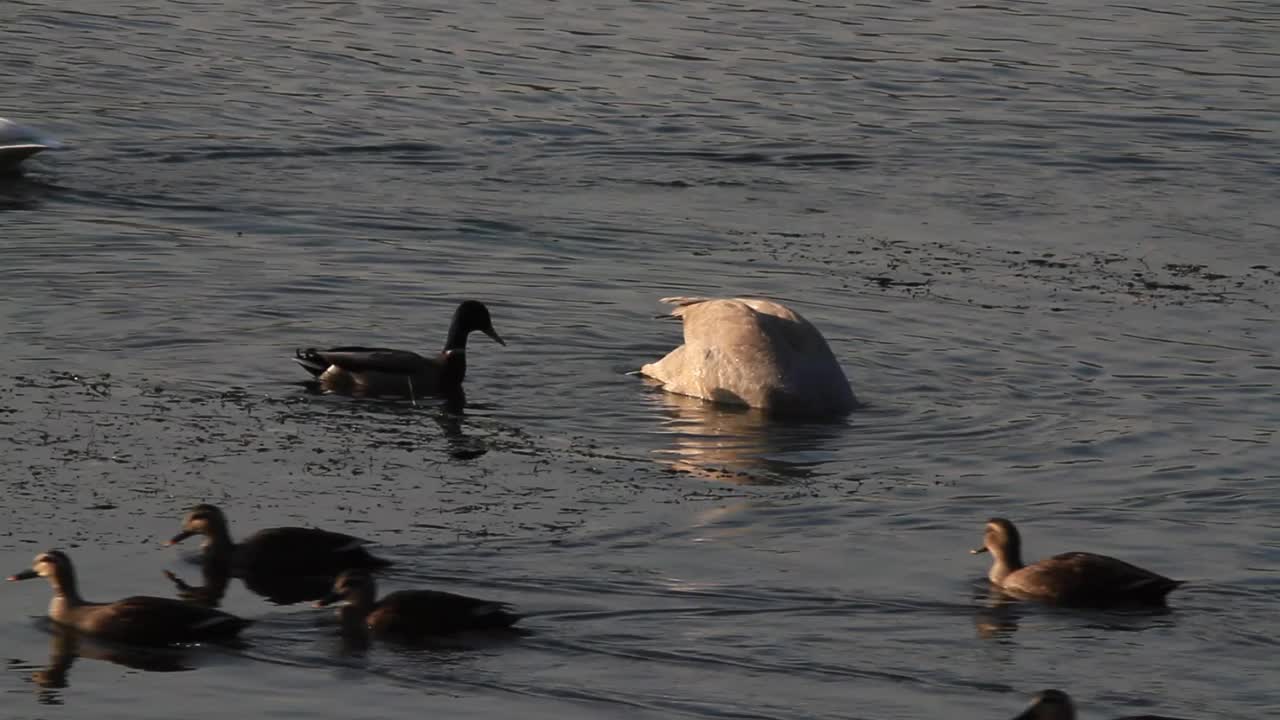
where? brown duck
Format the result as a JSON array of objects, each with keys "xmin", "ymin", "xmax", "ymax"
[
  {"xmin": 1011, "ymin": 689, "xmax": 1192, "ymax": 720},
  {"xmin": 972, "ymin": 518, "xmax": 1182, "ymax": 608},
  {"xmin": 315, "ymin": 569, "xmax": 520, "ymax": 639},
  {"xmin": 8, "ymin": 550, "xmax": 250, "ymax": 646},
  {"xmin": 168, "ymin": 503, "xmax": 390, "ymax": 581},
  {"xmin": 294, "ymin": 299, "xmax": 504, "ymax": 399}
]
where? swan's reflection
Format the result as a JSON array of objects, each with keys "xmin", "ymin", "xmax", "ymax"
[{"xmin": 648, "ymin": 390, "xmax": 847, "ymax": 484}]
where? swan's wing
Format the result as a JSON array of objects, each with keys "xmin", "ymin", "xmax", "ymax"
[{"xmin": 645, "ymin": 297, "xmax": 855, "ymax": 414}]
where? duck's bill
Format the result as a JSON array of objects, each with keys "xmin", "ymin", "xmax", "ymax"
[
  {"xmin": 313, "ymin": 591, "xmax": 342, "ymax": 608},
  {"xmin": 7, "ymin": 570, "xmax": 38, "ymax": 581},
  {"xmin": 484, "ymin": 328, "xmax": 506, "ymax": 346},
  {"xmin": 970, "ymin": 546, "xmax": 988, "ymax": 554},
  {"xmin": 166, "ymin": 531, "xmax": 195, "ymax": 546}
]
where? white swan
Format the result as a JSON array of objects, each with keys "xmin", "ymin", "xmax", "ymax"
[
  {"xmin": 0, "ymin": 118, "xmax": 59, "ymax": 170},
  {"xmin": 640, "ymin": 296, "xmax": 857, "ymax": 417}
]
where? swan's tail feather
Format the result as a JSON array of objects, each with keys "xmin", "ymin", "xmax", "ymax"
[{"xmin": 657, "ymin": 296, "xmax": 715, "ymax": 319}]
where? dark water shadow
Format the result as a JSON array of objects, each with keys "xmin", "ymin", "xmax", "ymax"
[
  {"xmin": 0, "ymin": 170, "xmax": 64, "ymax": 210},
  {"xmin": 319, "ymin": 621, "xmax": 531, "ymax": 660},
  {"xmin": 23, "ymin": 623, "xmax": 195, "ymax": 703},
  {"xmin": 166, "ymin": 559, "xmax": 384, "ymax": 607},
  {"xmin": 970, "ymin": 583, "xmax": 1179, "ymax": 641},
  {"xmin": 290, "ymin": 381, "xmax": 489, "ymax": 460}
]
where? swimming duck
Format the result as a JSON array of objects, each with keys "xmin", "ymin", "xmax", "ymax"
[
  {"xmin": 640, "ymin": 297, "xmax": 856, "ymax": 417},
  {"xmin": 315, "ymin": 569, "xmax": 520, "ymax": 638},
  {"xmin": 1011, "ymin": 689, "xmax": 1192, "ymax": 720},
  {"xmin": 972, "ymin": 518, "xmax": 1182, "ymax": 608},
  {"xmin": 0, "ymin": 117, "xmax": 59, "ymax": 170},
  {"xmin": 7, "ymin": 550, "xmax": 250, "ymax": 646},
  {"xmin": 167, "ymin": 504, "xmax": 391, "ymax": 581},
  {"xmin": 294, "ymin": 299, "xmax": 504, "ymax": 399}
]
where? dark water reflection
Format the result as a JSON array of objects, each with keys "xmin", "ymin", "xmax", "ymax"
[
  {"xmin": 22, "ymin": 624, "xmax": 195, "ymax": 705},
  {"xmin": 649, "ymin": 390, "xmax": 851, "ymax": 484}
]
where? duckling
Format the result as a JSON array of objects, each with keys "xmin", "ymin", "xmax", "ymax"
[
  {"xmin": 640, "ymin": 297, "xmax": 855, "ymax": 417},
  {"xmin": 315, "ymin": 569, "xmax": 520, "ymax": 638},
  {"xmin": 7, "ymin": 550, "xmax": 250, "ymax": 646},
  {"xmin": 294, "ymin": 299, "xmax": 504, "ymax": 399},
  {"xmin": 167, "ymin": 504, "xmax": 390, "ymax": 581},
  {"xmin": 1011, "ymin": 688, "xmax": 1192, "ymax": 720},
  {"xmin": 972, "ymin": 518, "xmax": 1182, "ymax": 608}
]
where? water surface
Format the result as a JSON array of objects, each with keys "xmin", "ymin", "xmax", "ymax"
[{"xmin": 2, "ymin": 1, "xmax": 1278, "ymax": 718}]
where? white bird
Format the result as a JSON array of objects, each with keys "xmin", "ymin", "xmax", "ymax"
[
  {"xmin": 640, "ymin": 296, "xmax": 856, "ymax": 417},
  {"xmin": 0, "ymin": 117, "xmax": 59, "ymax": 170}
]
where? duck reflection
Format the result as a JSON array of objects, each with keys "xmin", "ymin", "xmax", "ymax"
[
  {"xmin": 163, "ymin": 553, "xmax": 232, "ymax": 607},
  {"xmin": 31, "ymin": 625, "xmax": 191, "ymax": 700},
  {"xmin": 164, "ymin": 559, "xmax": 347, "ymax": 607},
  {"xmin": 972, "ymin": 584, "xmax": 1024, "ymax": 640},
  {"xmin": 435, "ymin": 407, "xmax": 490, "ymax": 461},
  {"xmin": 648, "ymin": 390, "xmax": 848, "ymax": 484},
  {"xmin": 971, "ymin": 581, "xmax": 1179, "ymax": 641}
]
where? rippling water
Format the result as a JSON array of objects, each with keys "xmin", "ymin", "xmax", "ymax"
[{"xmin": 2, "ymin": 1, "xmax": 1278, "ymax": 718}]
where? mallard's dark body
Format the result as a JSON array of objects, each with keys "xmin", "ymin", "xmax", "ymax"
[{"xmin": 294, "ymin": 299, "xmax": 504, "ymax": 398}]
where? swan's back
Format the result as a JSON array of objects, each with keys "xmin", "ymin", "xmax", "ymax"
[{"xmin": 641, "ymin": 297, "xmax": 855, "ymax": 417}]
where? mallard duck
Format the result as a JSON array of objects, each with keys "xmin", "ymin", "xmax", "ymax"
[
  {"xmin": 294, "ymin": 299, "xmax": 504, "ymax": 399},
  {"xmin": 167, "ymin": 504, "xmax": 390, "ymax": 580},
  {"xmin": 315, "ymin": 569, "xmax": 520, "ymax": 638},
  {"xmin": 640, "ymin": 297, "xmax": 856, "ymax": 417},
  {"xmin": 972, "ymin": 518, "xmax": 1182, "ymax": 608},
  {"xmin": 0, "ymin": 118, "xmax": 59, "ymax": 170},
  {"xmin": 1011, "ymin": 689, "xmax": 1192, "ymax": 720},
  {"xmin": 7, "ymin": 550, "xmax": 250, "ymax": 646}
]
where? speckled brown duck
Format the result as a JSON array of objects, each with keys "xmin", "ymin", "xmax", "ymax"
[
  {"xmin": 167, "ymin": 504, "xmax": 391, "ymax": 583},
  {"xmin": 8, "ymin": 550, "xmax": 250, "ymax": 646},
  {"xmin": 972, "ymin": 518, "xmax": 1183, "ymax": 608},
  {"xmin": 1011, "ymin": 689, "xmax": 1192, "ymax": 720},
  {"xmin": 294, "ymin": 299, "xmax": 504, "ymax": 399},
  {"xmin": 315, "ymin": 569, "xmax": 520, "ymax": 639}
]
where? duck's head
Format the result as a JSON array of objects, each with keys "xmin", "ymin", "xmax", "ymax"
[
  {"xmin": 315, "ymin": 569, "xmax": 377, "ymax": 609},
  {"xmin": 168, "ymin": 503, "xmax": 228, "ymax": 545},
  {"xmin": 451, "ymin": 300, "xmax": 505, "ymax": 347},
  {"xmin": 1011, "ymin": 689, "xmax": 1075, "ymax": 720},
  {"xmin": 971, "ymin": 517, "xmax": 1022, "ymax": 560},
  {"xmin": 8, "ymin": 550, "xmax": 72, "ymax": 583}
]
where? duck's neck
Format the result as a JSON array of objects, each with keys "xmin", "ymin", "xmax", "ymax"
[
  {"xmin": 47, "ymin": 568, "xmax": 86, "ymax": 617},
  {"xmin": 439, "ymin": 349, "xmax": 467, "ymax": 389},
  {"xmin": 443, "ymin": 314, "xmax": 471, "ymax": 352},
  {"xmin": 201, "ymin": 521, "xmax": 235, "ymax": 557},
  {"xmin": 337, "ymin": 587, "xmax": 377, "ymax": 630},
  {"xmin": 988, "ymin": 544, "xmax": 1024, "ymax": 584},
  {"xmin": 338, "ymin": 604, "xmax": 371, "ymax": 633}
]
